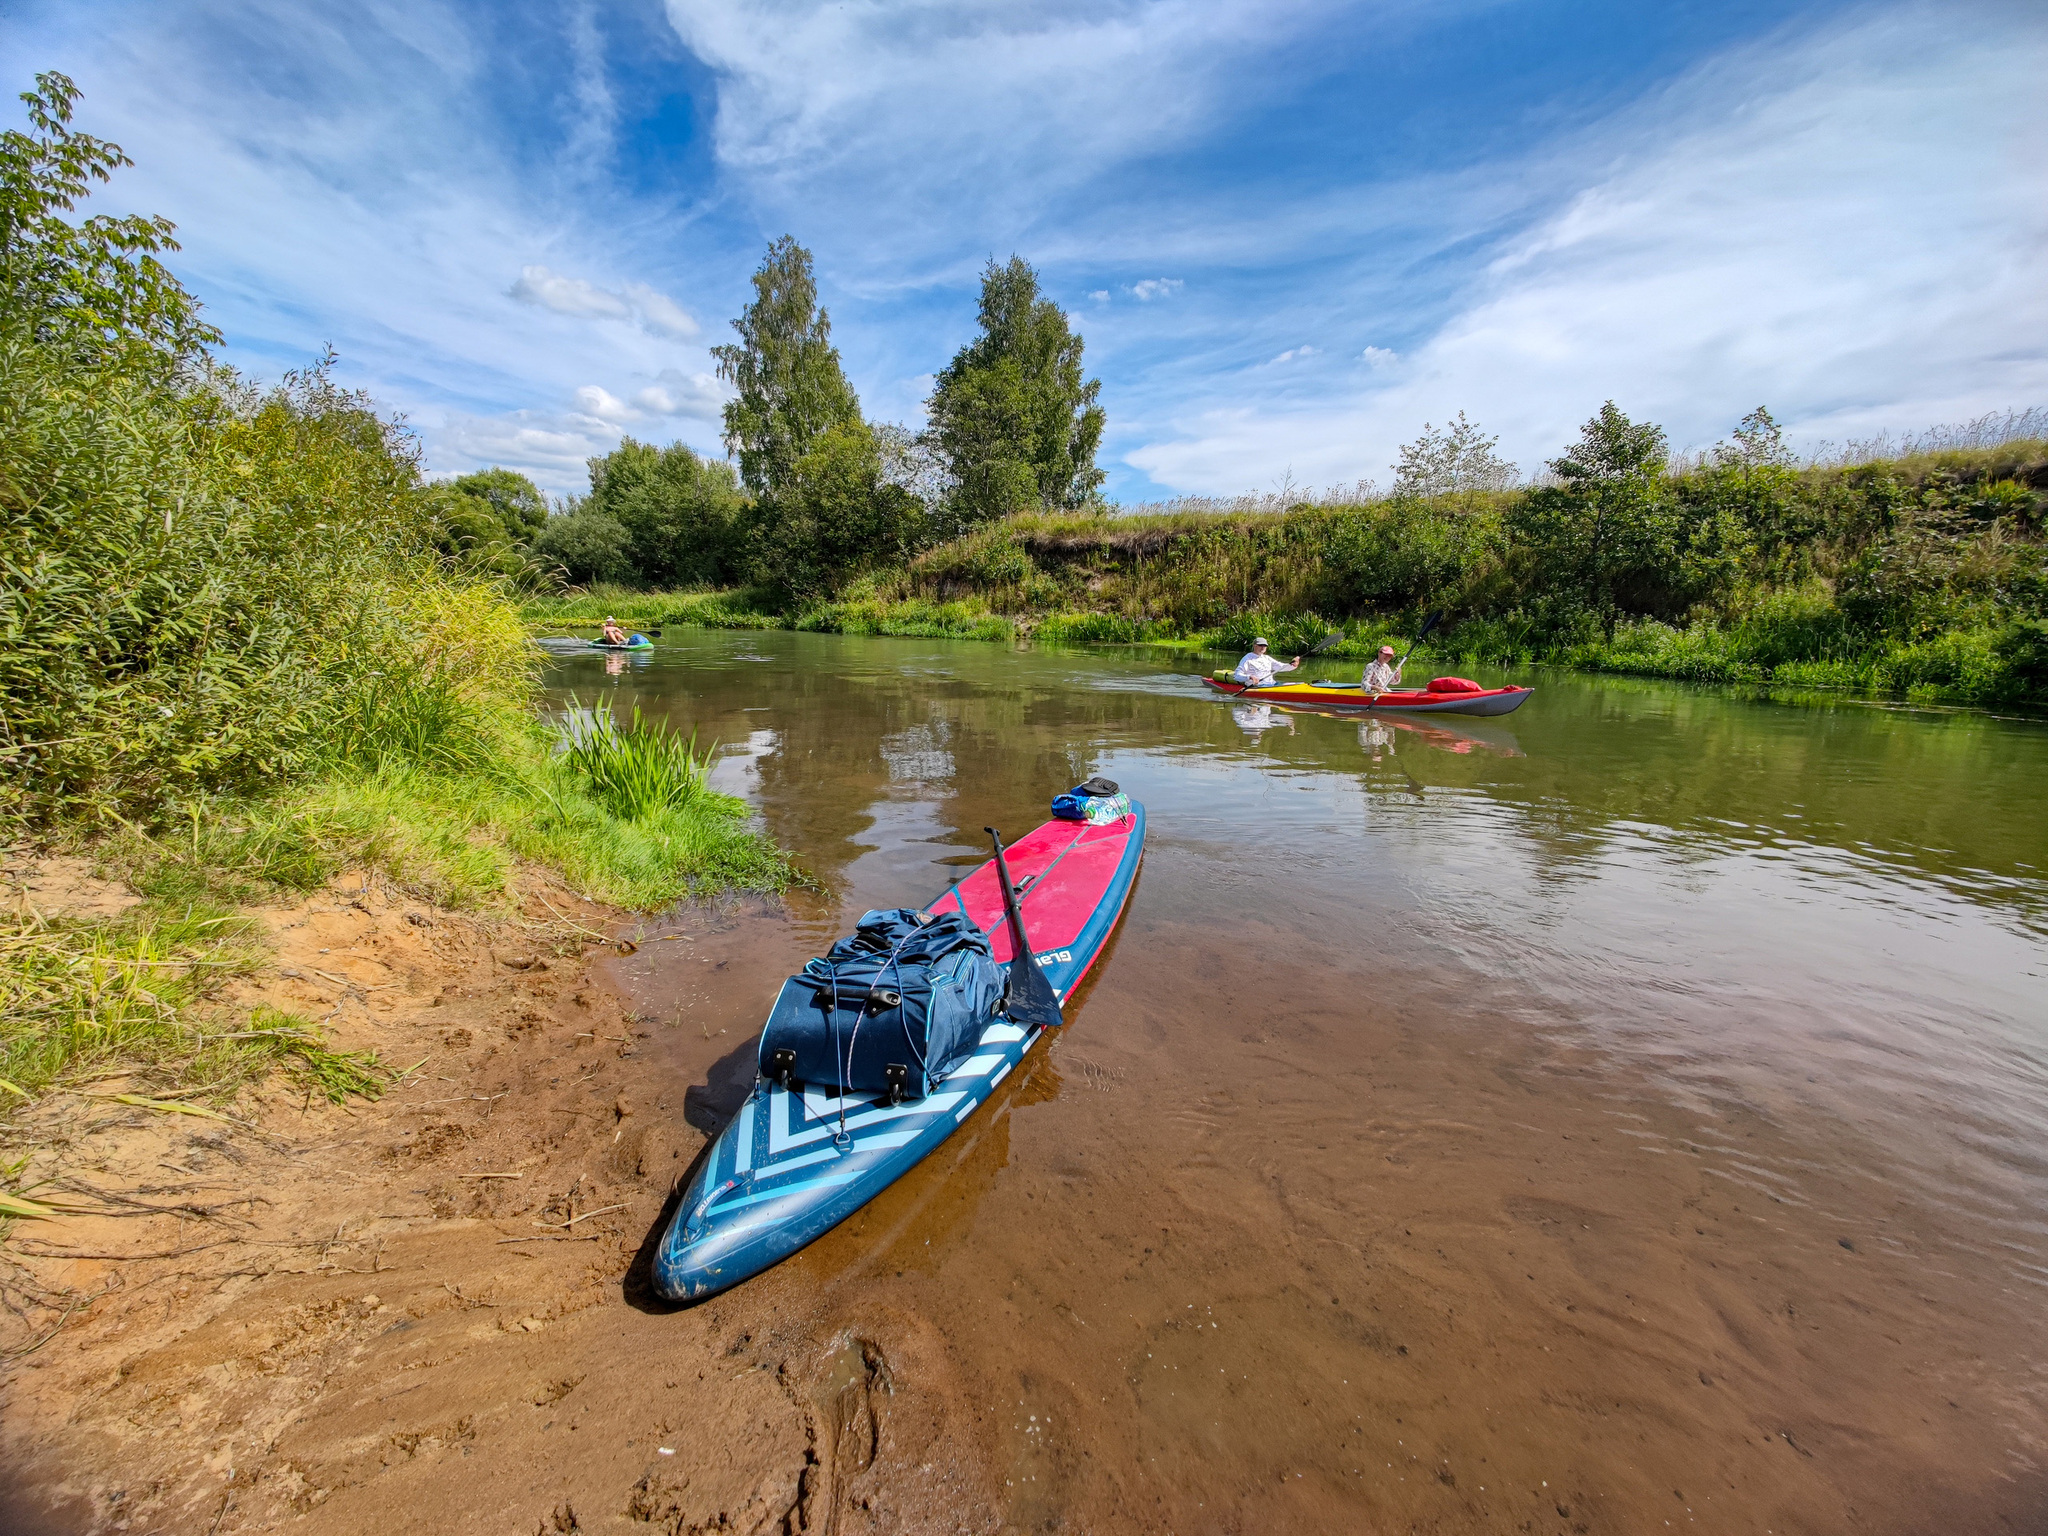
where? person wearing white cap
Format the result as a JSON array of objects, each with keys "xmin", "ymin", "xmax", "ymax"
[{"xmin": 1232, "ymin": 636, "xmax": 1301, "ymax": 688}]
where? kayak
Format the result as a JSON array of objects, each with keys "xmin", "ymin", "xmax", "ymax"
[
  {"xmin": 1204, "ymin": 675, "xmax": 1532, "ymax": 716},
  {"xmin": 653, "ymin": 801, "xmax": 1147, "ymax": 1301}
]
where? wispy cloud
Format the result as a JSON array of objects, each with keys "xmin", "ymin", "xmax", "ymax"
[
  {"xmin": 8, "ymin": 0, "xmax": 2041, "ymax": 507},
  {"xmin": 509, "ymin": 265, "xmax": 700, "ymax": 339},
  {"xmin": 661, "ymin": 0, "xmax": 1352, "ymax": 244},
  {"xmin": 1127, "ymin": 7, "xmax": 2048, "ymax": 492}
]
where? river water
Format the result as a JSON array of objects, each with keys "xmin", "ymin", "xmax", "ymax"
[{"xmin": 545, "ymin": 629, "xmax": 2048, "ymax": 1534}]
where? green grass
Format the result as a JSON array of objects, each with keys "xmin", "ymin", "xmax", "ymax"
[
  {"xmin": 559, "ymin": 699, "xmax": 713, "ymax": 822},
  {"xmin": 0, "ymin": 902, "xmax": 395, "ymax": 1120}
]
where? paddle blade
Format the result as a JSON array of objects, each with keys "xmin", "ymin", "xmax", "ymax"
[
  {"xmin": 1004, "ymin": 945, "xmax": 1064, "ymax": 1029},
  {"xmin": 985, "ymin": 827, "xmax": 1065, "ymax": 1029},
  {"xmin": 1309, "ymin": 630, "xmax": 1345, "ymax": 654}
]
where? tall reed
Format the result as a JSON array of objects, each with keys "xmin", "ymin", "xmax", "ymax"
[{"xmin": 558, "ymin": 699, "xmax": 714, "ymax": 822}]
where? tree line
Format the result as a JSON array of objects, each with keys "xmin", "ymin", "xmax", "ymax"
[{"xmin": 437, "ymin": 240, "xmax": 1107, "ymax": 600}]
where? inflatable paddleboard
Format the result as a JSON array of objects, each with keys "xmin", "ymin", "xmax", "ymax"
[
  {"xmin": 589, "ymin": 634, "xmax": 654, "ymax": 651},
  {"xmin": 653, "ymin": 802, "xmax": 1146, "ymax": 1300}
]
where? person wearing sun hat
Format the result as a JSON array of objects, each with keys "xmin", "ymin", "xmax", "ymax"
[
  {"xmin": 1360, "ymin": 643, "xmax": 1404, "ymax": 694},
  {"xmin": 1232, "ymin": 636, "xmax": 1300, "ymax": 688}
]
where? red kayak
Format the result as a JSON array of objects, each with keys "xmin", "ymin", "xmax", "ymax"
[{"xmin": 1203, "ymin": 673, "xmax": 1533, "ymax": 716}]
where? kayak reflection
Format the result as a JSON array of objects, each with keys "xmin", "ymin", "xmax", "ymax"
[{"xmin": 1361, "ymin": 714, "xmax": 1524, "ymax": 759}]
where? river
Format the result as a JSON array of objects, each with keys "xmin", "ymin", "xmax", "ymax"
[{"xmin": 546, "ymin": 629, "xmax": 2048, "ymax": 1534}]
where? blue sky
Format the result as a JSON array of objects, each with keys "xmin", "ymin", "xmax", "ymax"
[{"xmin": 6, "ymin": 0, "xmax": 2045, "ymax": 500}]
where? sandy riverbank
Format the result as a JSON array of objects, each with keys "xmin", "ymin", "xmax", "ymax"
[{"xmin": 0, "ymin": 863, "xmax": 993, "ymax": 1536}]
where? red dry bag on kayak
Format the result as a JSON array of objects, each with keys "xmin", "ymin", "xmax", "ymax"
[{"xmin": 1427, "ymin": 676, "xmax": 1483, "ymax": 694}]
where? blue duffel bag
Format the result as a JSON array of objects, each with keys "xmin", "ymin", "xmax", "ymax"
[{"xmin": 757, "ymin": 908, "xmax": 1004, "ymax": 1102}]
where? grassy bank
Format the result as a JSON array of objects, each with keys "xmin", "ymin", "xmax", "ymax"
[
  {"xmin": 527, "ymin": 430, "xmax": 2048, "ymax": 709},
  {"xmin": 1, "ymin": 77, "xmax": 790, "ymax": 1131},
  {"xmin": 523, "ymin": 583, "xmax": 1016, "ymax": 643}
]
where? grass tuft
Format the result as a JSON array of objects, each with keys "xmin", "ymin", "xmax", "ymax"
[{"xmin": 559, "ymin": 699, "xmax": 712, "ymax": 822}]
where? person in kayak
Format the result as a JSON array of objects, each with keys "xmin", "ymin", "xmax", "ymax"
[
  {"xmin": 1361, "ymin": 644, "xmax": 1404, "ymax": 693},
  {"xmin": 599, "ymin": 616, "xmax": 628, "ymax": 646},
  {"xmin": 1234, "ymin": 637, "xmax": 1301, "ymax": 688}
]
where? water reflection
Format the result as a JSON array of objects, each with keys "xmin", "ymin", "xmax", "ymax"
[
  {"xmin": 559, "ymin": 628, "xmax": 2048, "ymax": 1528},
  {"xmin": 1231, "ymin": 702, "xmax": 1293, "ymax": 741},
  {"xmin": 552, "ymin": 629, "xmax": 2048, "ymax": 934}
]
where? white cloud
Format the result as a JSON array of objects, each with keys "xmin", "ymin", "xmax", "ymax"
[
  {"xmin": 623, "ymin": 285, "xmax": 701, "ymax": 340},
  {"xmin": 1088, "ymin": 289, "xmax": 1110, "ymax": 303},
  {"xmin": 573, "ymin": 384, "xmax": 634, "ymax": 421},
  {"xmin": 1361, "ymin": 346, "xmax": 1398, "ymax": 367},
  {"xmin": 1127, "ymin": 10, "xmax": 2048, "ymax": 492},
  {"xmin": 511, "ymin": 265, "xmax": 700, "ymax": 339},
  {"xmin": 440, "ymin": 367, "xmax": 729, "ymax": 487},
  {"xmin": 512, "ymin": 265, "xmax": 633, "ymax": 322},
  {"xmin": 1131, "ymin": 278, "xmax": 1184, "ymax": 301},
  {"xmin": 661, "ymin": 0, "xmax": 1353, "ymax": 240},
  {"xmin": 1268, "ymin": 345, "xmax": 1319, "ymax": 365},
  {"xmin": 632, "ymin": 370, "xmax": 725, "ymax": 419},
  {"xmin": 439, "ymin": 409, "xmax": 621, "ymax": 485}
]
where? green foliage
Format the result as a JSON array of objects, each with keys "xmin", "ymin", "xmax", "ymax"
[
  {"xmin": 1391, "ymin": 412, "xmax": 1519, "ymax": 500},
  {"xmin": 712, "ymin": 235, "xmax": 861, "ymax": 498},
  {"xmin": 877, "ymin": 411, "xmax": 2047, "ymax": 706},
  {"xmin": 0, "ymin": 900, "xmax": 257, "ymax": 1103},
  {"xmin": 584, "ymin": 436, "xmax": 747, "ymax": 587},
  {"xmin": 0, "ymin": 73, "xmax": 799, "ymax": 1122},
  {"xmin": 531, "ymin": 507, "xmax": 635, "ymax": 586},
  {"xmin": 1213, "ymin": 610, "xmax": 1338, "ymax": 658},
  {"xmin": 423, "ymin": 465, "xmax": 550, "ymax": 578},
  {"xmin": 1507, "ymin": 402, "xmax": 1683, "ymax": 635},
  {"xmin": 751, "ymin": 420, "xmax": 927, "ymax": 600},
  {"xmin": 0, "ymin": 72, "xmax": 218, "ymax": 377},
  {"xmin": 925, "ymin": 256, "xmax": 1105, "ymax": 525},
  {"xmin": 560, "ymin": 700, "xmax": 712, "ymax": 822},
  {"xmin": 450, "ymin": 466, "xmax": 548, "ymax": 542},
  {"xmin": 1993, "ymin": 618, "xmax": 2048, "ymax": 694},
  {"xmin": 795, "ymin": 596, "xmax": 1012, "ymax": 642},
  {"xmin": 0, "ymin": 336, "xmax": 532, "ymax": 826}
]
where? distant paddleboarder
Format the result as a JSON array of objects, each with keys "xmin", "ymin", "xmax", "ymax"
[
  {"xmin": 599, "ymin": 616, "xmax": 628, "ymax": 646},
  {"xmin": 1233, "ymin": 637, "xmax": 1301, "ymax": 688}
]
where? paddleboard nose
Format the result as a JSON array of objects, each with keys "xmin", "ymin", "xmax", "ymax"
[{"xmin": 654, "ymin": 1175, "xmax": 756, "ymax": 1299}]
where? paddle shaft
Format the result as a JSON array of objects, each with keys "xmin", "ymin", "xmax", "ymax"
[
  {"xmin": 985, "ymin": 828, "xmax": 1063, "ymax": 1028},
  {"xmin": 1369, "ymin": 611, "xmax": 1443, "ymax": 705}
]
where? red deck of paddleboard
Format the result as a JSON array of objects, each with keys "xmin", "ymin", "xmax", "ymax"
[{"xmin": 932, "ymin": 817, "xmax": 1136, "ymax": 962}]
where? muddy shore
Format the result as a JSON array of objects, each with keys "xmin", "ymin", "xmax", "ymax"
[
  {"xmin": 0, "ymin": 867, "xmax": 996, "ymax": 1536},
  {"xmin": 5, "ymin": 825, "xmax": 2046, "ymax": 1535}
]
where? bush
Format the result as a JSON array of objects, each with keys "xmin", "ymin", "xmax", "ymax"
[
  {"xmin": 532, "ymin": 507, "xmax": 635, "ymax": 586},
  {"xmin": 1212, "ymin": 610, "xmax": 1339, "ymax": 658},
  {"xmin": 585, "ymin": 438, "xmax": 747, "ymax": 587},
  {"xmin": 1993, "ymin": 618, "xmax": 2048, "ymax": 696},
  {"xmin": 560, "ymin": 702, "xmax": 711, "ymax": 822},
  {"xmin": 0, "ymin": 340, "xmax": 533, "ymax": 827}
]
